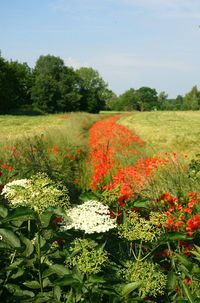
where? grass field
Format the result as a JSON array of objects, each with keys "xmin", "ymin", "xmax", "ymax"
[
  {"xmin": 0, "ymin": 113, "xmax": 101, "ymax": 147},
  {"xmin": 119, "ymin": 111, "xmax": 200, "ymax": 158},
  {"xmin": 1, "ymin": 111, "xmax": 200, "ymax": 159}
]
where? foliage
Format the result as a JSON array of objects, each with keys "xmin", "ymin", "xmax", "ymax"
[
  {"xmin": 1, "ymin": 113, "xmax": 200, "ymax": 302},
  {"xmin": 0, "ymin": 55, "xmax": 32, "ymax": 114},
  {"xmin": 76, "ymin": 67, "xmax": 108, "ymax": 113},
  {"xmin": 31, "ymin": 55, "xmax": 81, "ymax": 113}
]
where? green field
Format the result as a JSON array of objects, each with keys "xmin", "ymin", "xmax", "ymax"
[
  {"xmin": 119, "ymin": 111, "xmax": 200, "ymax": 158},
  {"xmin": 1, "ymin": 111, "xmax": 200, "ymax": 159},
  {"xmin": 0, "ymin": 113, "xmax": 101, "ymax": 147}
]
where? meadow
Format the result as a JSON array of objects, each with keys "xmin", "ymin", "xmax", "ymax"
[
  {"xmin": 0, "ymin": 113, "xmax": 101, "ymax": 145},
  {"xmin": 119, "ymin": 111, "xmax": 200, "ymax": 158},
  {"xmin": 1, "ymin": 111, "xmax": 200, "ymax": 303}
]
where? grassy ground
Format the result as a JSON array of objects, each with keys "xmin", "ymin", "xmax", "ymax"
[
  {"xmin": 0, "ymin": 113, "xmax": 101, "ymax": 147},
  {"xmin": 1, "ymin": 111, "xmax": 200, "ymax": 158},
  {"xmin": 119, "ymin": 111, "xmax": 200, "ymax": 158}
]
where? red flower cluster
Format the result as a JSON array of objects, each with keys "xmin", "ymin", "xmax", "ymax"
[
  {"xmin": 105, "ymin": 157, "xmax": 166, "ymax": 197},
  {"xmin": 88, "ymin": 116, "xmax": 144, "ymax": 191},
  {"xmin": 160, "ymin": 192, "xmax": 200, "ymax": 236},
  {"xmin": 88, "ymin": 116, "xmax": 166, "ymax": 199}
]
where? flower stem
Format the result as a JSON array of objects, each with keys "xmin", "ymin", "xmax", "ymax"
[{"xmin": 37, "ymin": 231, "xmax": 43, "ymax": 293}]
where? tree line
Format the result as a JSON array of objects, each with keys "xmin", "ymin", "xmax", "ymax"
[{"xmin": 0, "ymin": 52, "xmax": 199, "ymax": 114}]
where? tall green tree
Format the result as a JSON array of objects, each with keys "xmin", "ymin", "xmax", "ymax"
[
  {"xmin": 31, "ymin": 55, "xmax": 81, "ymax": 113},
  {"xmin": 113, "ymin": 88, "xmax": 139, "ymax": 111},
  {"xmin": 157, "ymin": 91, "xmax": 168, "ymax": 110},
  {"xmin": 182, "ymin": 86, "xmax": 200, "ymax": 110},
  {"xmin": 0, "ymin": 54, "xmax": 32, "ymax": 113},
  {"xmin": 136, "ymin": 87, "xmax": 158, "ymax": 111},
  {"xmin": 76, "ymin": 67, "xmax": 108, "ymax": 113}
]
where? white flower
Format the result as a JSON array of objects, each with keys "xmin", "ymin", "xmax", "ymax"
[
  {"xmin": 1, "ymin": 173, "xmax": 69, "ymax": 212},
  {"xmin": 63, "ymin": 200, "xmax": 116, "ymax": 234},
  {"xmin": 1, "ymin": 179, "xmax": 29, "ymax": 197}
]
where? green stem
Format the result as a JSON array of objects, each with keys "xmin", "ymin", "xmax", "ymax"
[
  {"xmin": 3, "ymin": 250, "xmax": 17, "ymax": 286},
  {"xmin": 137, "ymin": 240, "xmax": 143, "ymax": 261},
  {"xmin": 28, "ymin": 220, "xmax": 31, "ymax": 238},
  {"xmin": 37, "ymin": 230, "xmax": 43, "ymax": 293}
]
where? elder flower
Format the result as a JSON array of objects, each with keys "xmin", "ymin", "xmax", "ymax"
[
  {"xmin": 63, "ymin": 200, "xmax": 116, "ymax": 234},
  {"xmin": 1, "ymin": 173, "xmax": 69, "ymax": 213},
  {"xmin": 118, "ymin": 211, "xmax": 164, "ymax": 242},
  {"xmin": 121, "ymin": 260, "xmax": 167, "ymax": 298}
]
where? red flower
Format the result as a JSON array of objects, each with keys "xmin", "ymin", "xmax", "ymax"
[{"xmin": 117, "ymin": 194, "xmax": 129, "ymax": 207}]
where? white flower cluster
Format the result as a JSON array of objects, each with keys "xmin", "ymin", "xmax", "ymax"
[
  {"xmin": 63, "ymin": 200, "xmax": 116, "ymax": 234},
  {"xmin": 2, "ymin": 179, "xmax": 29, "ymax": 194},
  {"xmin": 1, "ymin": 173, "xmax": 69, "ymax": 212},
  {"xmin": 1, "ymin": 179, "xmax": 30, "ymax": 206}
]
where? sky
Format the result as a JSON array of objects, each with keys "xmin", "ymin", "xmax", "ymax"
[{"xmin": 0, "ymin": 0, "xmax": 200, "ymax": 97}]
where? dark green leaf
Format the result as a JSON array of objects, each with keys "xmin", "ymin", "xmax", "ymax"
[
  {"xmin": 5, "ymin": 207, "xmax": 36, "ymax": 223},
  {"xmin": 88, "ymin": 274, "xmax": 106, "ymax": 284},
  {"xmin": 133, "ymin": 200, "xmax": 149, "ymax": 209},
  {"xmin": 43, "ymin": 277, "xmax": 51, "ymax": 288},
  {"xmin": 43, "ymin": 264, "xmax": 70, "ymax": 278},
  {"xmin": 23, "ymin": 281, "xmax": 41, "ymax": 289},
  {"xmin": 0, "ymin": 204, "xmax": 8, "ymax": 218},
  {"xmin": 176, "ymin": 253, "xmax": 193, "ymax": 271},
  {"xmin": 0, "ymin": 228, "xmax": 21, "ymax": 248},
  {"xmin": 11, "ymin": 268, "xmax": 25, "ymax": 279},
  {"xmin": 119, "ymin": 281, "xmax": 141, "ymax": 297},
  {"xmin": 5, "ymin": 283, "xmax": 35, "ymax": 297},
  {"xmin": 55, "ymin": 275, "xmax": 79, "ymax": 286},
  {"xmin": 7, "ymin": 258, "xmax": 24, "ymax": 270},
  {"xmin": 182, "ymin": 283, "xmax": 195, "ymax": 303},
  {"xmin": 79, "ymin": 191, "xmax": 100, "ymax": 202},
  {"xmin": 53, "ymin": 285, "xmax": 61, "ymax": 301},
  {"xmin": 167, "ymin": 232, "xmax": 192, "ymax": 241},
  {"xmin": 167, "ymin": 271, "xmax": 177, "ymax": 289},
  {"xmin": 21, "ymin": 235, "xmax": 34, "ymax": 257}
]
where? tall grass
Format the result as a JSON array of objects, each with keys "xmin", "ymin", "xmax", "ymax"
[
  {"xmin": 0, "ymin": 113, "xmax": 102, "ymax": 197},
  {"xmin": 119, "ymin": 111, "xmax": 200, "ymax": 158}
]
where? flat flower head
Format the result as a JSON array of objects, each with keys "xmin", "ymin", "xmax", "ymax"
[
  {"xmin": 63, "ymin": 200, "xmax": 116, "ymax": 234},
  {"xmin": 1, "ymin": 173, "xmax": 70, "ymax": 213}
]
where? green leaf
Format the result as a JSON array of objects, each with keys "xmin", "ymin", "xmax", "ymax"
[
  {"xmin": 65, "ymin": 289, "xmax": 75, "ymax": 303},
  {"xmin": 43, "ymin": 264, "xmax": 70, "ymax": 278},
  {"xmin": 194, "ymin": 245, "xmax": 200, "ymax": 254},
  {"xmin": 11, "ymin": 268, "xmax": 25, "ymax": 279},
  {"xmin": 53, "ymin": 285, "xmax": 61, "ymax": 301},
  {"xmin": 79, "ymin": 191, "xmax": 100, "ymax": 202},
  {"xmin": 40, "ymin": 206, "xmax": 68, "ymax": 228},
  {"xmin": 182, "ymin": 283, "xmax": 195, "ymax": 303},
  {"xmin": 5, "ymin": 283, "xmax": 35, "ymax": 297},
  {"xmin": 55, "ymin": 275, "xmax": 79, "ymax": 286},
  {"xmin": 133, "ymin": 200, "xmax": 149, "ymax": 209},
  {"xmin": 21, "ymin": 235, "xmax": 34, "ymax": 257},
  {"xmin": 5, "ymin": 207, "xmax": 36, "ymax": 223},
  {"xmin": 0, "ymin": 204, "xmax": 8, "ymax": 218},
  {"xmin": 88, "ymin": 274, "xmax": 106, "ymax": 284},
  {"xmin": 23, "ymin": 281, "xmax": 41, "ymax": 289},
  {"xmin": 7, "ymin": 258, "xmax": 24, "ymax": 270},
  {"xmin": 167, "ymin": 271, "xmax": 177, "ymax": 289},
  {"xmin": 0, "ymin": 228, "xmax": 21, "ymax": 248},
  {"xmin": 176, "ymin": 253, "xmax": 193, "ymax": 271},
  {"xmin": 119, "ymin": 281, "xmax": 142, "ymax": 297},
  {"xmin": 167, "ymin": 232, "xmax": 192, "ymax": 241},
  {"xmin": 30, "ymin": 293, "xmax": 54, "ymax": 303},
  {"xmin": 43, "ymin": 277, "xmax": 51, "ymax": 288}
]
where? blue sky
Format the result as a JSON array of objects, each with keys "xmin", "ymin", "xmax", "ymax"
[{"xmin": 1, "ymin": 0, "xmax": 200, "ymax": 97}]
